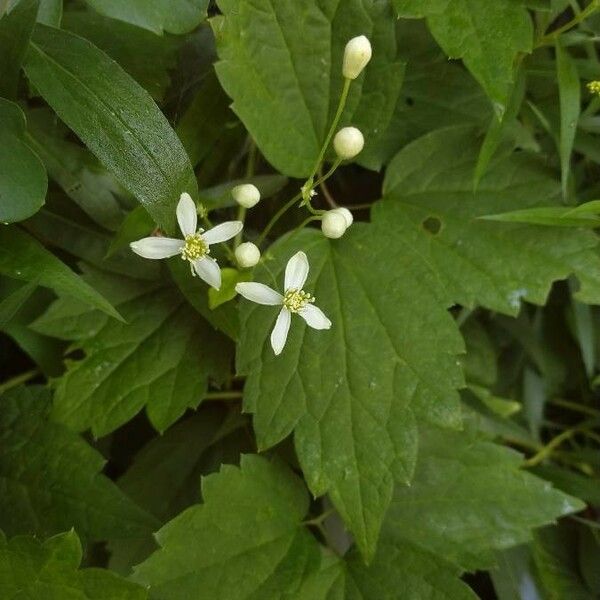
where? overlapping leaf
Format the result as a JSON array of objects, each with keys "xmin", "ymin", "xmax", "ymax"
[
  {"xmin": 0, "ymin": 530, "xmax": 147, "ymax": 599},
  {"xmin": 133, "ymin": 455, "xmax": 321, "ymax": 599},
  {"xmin": 393, "ymin": 0, "xmax": 533, "ymax": 114},
  {"xmin": 383, "ymin": 427, "xmax": 584, "ymax": 571},
  {"xmin": 237, "ymin": 227, "xmax": 464, "ymax": 560},
  {"xmin": 0, "ymin": 386, "xmax": 157, "ymax": 540},
  {"xmin": 0, "ymin": 99, "xmax": 47, "ymax": 223},
  {"xmin": 0, "ymin": 227, "xmax": 120, "ymax": 319},
  {"xmin": 53, "ymin": 285, "xmax": 232, "ymax": 436},
  {"xmin": 0, "ymin": 0, "xmax": 37, "ymax": 98},
  {"xmin": 24, "ymin": 24, "xmax": 197, "ymax": 232},
  {"xmin": 212, "ymin": 0, "xmax": 404, "ymax": 177},
  {"xmin": 376, "ymin": 126, "xmax": 600, "ymax": 314},
  {"xmin": 133, "ymin": 454, "xmax": 476, "ymax": 600},
  {"xmin": 83, "ymin": 0, "xmax": 208, "ymax": 34}
]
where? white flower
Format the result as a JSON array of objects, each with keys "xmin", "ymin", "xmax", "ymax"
[
  {"xmin": 342, "ymin": 35, "xmax": 372, "ymax": 80},
  {"xmin": 130, "ymin": 192, "xmax": 242, "ymax": 290},
  {"xmin": 232, "ymin": 184, "xmax": 261, "ymax": 208},
  {"xmin": 235, "ymin": 251, "xmax": 331, "ymax": 355},
  {"xmin": 235, "ymin": 241, "xmax": 261, "ymax": 268},
  {"xmin": 333, "ymin": 127, "xmax": 364, "ymax": 160},
  {"xmin": 321, "ymin": 210, "xmax": 347, "ymax": 239}
]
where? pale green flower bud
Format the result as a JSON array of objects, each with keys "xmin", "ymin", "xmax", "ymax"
[
  {"xmin": 321, "ymin": 210, "xmax": 347, "ymax": 239},
  {"xmin": 235, "ymin": 241, "xmax": 261, "ymax": 267},
  {"xmin": 342, "ymin": 35, "xmax": 372, "ymax": 80},
  {"xmin": 332, "ymin": 207, "xmax": 353, "ymax": 228},
  {"xmin": 333, "ymin": 127, "xmax": 364, "ymax": 160},
  {"xmin": 232, "ymin": 184, "xmax": 261, "ymax": 208}
]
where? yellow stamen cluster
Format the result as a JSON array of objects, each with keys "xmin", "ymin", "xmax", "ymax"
[
  {"xmin": 587, "ymin": 81, "xmax": 600, "ymax": 96},
  {"xmin": 283, "ymin": 289, "xmax": 315, "ymax": 313},
  {"xmin": 181, "ymin": 234, "xmax": 209, "ymax": 262}
]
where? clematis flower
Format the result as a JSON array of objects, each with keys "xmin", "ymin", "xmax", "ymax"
[
  {"xmin": 235, "ymin": 251, "xmax": 332, "ymax": 355},
  {"xmin": 130, "ymin": 193, "xmax": 242, "ymax": 290}
]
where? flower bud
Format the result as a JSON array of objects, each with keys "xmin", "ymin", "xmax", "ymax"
[
  {"xmin": 333, "ymin": 127, "xmax": 364, "ymax": 160},
  {"xmin": 332, "ymin": 207, "xmax": 353, "ymax": 228},
  {"xmin": 321, "ymin": 210, "xmax": 347, "ymax": 239},
  {"xmin": 232, "ymin": 184, "xmax": 260, "ymax": 208},
  {"xmin": 342, "ymin": 35, "xmax": 372, "ymax": 80},
  {"xmin": 235, "ymin": 242, "xmax": 261, "ymax": 267}
]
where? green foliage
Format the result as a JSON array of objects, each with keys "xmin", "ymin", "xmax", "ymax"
[
  {"xmin": 0, "ymin": 99, "xmax": 47, "ymax": 223},
  {"xmin": 1, "ymin": 0, "xmax": 600, "ymax": 597},
  {"xmin": 0, "ymin": 530, "xmax": 148, "ymax": 599},
  {"xmin": 238, "ymin": 227, "xmax": 464, "ymax": 559},
  {"xmin": 53, "ymin": 285, "xmax": 232, "ymax": 435},
  {"xmin": 0, "ymin": 227, "xmax": 120, "ymax": 319},
  {"xmin": 393, "ymin": 0, "xmax": 533, "ymax": 114},
  {"xmin": 24, "ymin": 24, "xmax": 197, "ymax": 232},
  {"xmin": 0, "ymin": 386, "xmax": 157, "ymax": 540},
  {"xmin": 212, "ymin": 0, "xmax": 404, "ymax": 177}
]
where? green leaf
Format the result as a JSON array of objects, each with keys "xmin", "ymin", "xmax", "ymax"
[
  {"xmin": 53, "ymin": 286, "xmax": 232, "ymax": 435},
  {"xmin": 237, "ymin": 227, "xmax": 464, "ymax": 560},
  {"xmin": 0, "ymin": 99, "xmax": 47, "ymax": 223},
  {"xmin": 378, "ymin": 126, "xmax": 600, "ymax": 314},
  {"xmin": 384, "ymin": 426, "xmax": 585, "ymax": 571},
  {"xmin": 0, "ymin": 530, "xmax": 148, "ymax": 599},
  {"xmin": 25, "ymin": 203, "xmax": 159, "ymax": 281},
  {"xmin": 108, "ymin": 406, "xmax": 248, "ymax": 574},
  {"xmin": 393, "ymin": 0, "xmax": 533, "ymax": 115},
  {"xmin": 532, "ymin": 524, "xmax": 594, "ymax": 600},
  {"xmin": 0, "ymin": 226, "xmax": 121, "ymax": 320},
  {"xmin": 176, "ymin": 70, "xmax": 235, "ymax": 168},
  {"xmin": 208, "ymin": 268, "xmax": 251, "ymax": 309},
  {"xmin": 212, "ymin": 0, "xmax": 403, "ymax": 177},
  {"xmin": 37, "ymin": 0, "xmax": 62, "ymax": 25},
  {"xmin": 62, "ymin": 9, "xmax": 178, "ymax": 101},
  {"xmin": 133, "ymin": 454, "xmax": 322, "ymax": 600},
  {"xmin": 296, "ymin": 542, "xmax": 478, "ymax": 599},
  {"xmin": 0, "ymin": 386, "xmax": 157, "ymax": 540},
  {"xmin": 0, "ymin": 0, "xmax": 38, "ymax": 98},
  {"xmin": 83, "ymin": 0, "xmax": 209, "ymax": 34},
  {"xmin": 479, "ymin": 206, "xmax": 600, "ymax": 228},
  {"xmin": 31, "ymin": 264, "xmax": 158, "ymax": 341},
  {"xmin": 107, "ymin": 206, "xmax": 155, "ymax": 257},
  {"xmin": 344, "ymin": 542, "xmax": 478, "ymax": 600},
  {"xmin": 24, "ymin": 24, "xmax": 197, "ymax": 232},
  {"xmin": 169, "ymin": 258, "xmax": 239, "ymax": 340},
  {"xmin": 26, "ymin": 107, "xmax": 124, "ymax": 231},
  {"xmin": 556, "ymin": 40, "xmax": 580, "ymax": 199},
  {"xmin": 0, "ymin": 281, "xmax": 37, "ymax": 329}
]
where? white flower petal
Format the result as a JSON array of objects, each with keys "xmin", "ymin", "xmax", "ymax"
[
  {"xmin": 299, "ymin": 304, "xmax": 332, "ymax": 330},
  {"xmin": 130, "ymin": 237, "xmax": 183, "ymax": 259},
  {"xmin": 284, "ymin": 251, "xmax": 309, "ymax": 291},
  {"xmin": 177, "ymin": 192, "xmax": 197, "ymax": 237},
  {"xmin": 235, "ymin": 282, "xmax": 283, "ymax": 305},
  {"xmin": 193, "ymin": 257, "xmax": 222, "ymax": 289},
  {"xmin": 270, "ymin": 308, "xmax": 291, "ymax": 356},
  {"xmin": 202, "ymin": 221, "xmax": 243, "ymax": 245}
]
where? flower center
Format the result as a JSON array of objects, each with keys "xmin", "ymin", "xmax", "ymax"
[
  {"xmin": 283, "ymin": 289, "xmax": 315, "ymax": 313},
  {"xmin": 181, "ymin": 233, "xmax": 209, "ymax": 262}
]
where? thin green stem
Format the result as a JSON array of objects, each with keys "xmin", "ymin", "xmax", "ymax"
[
  {"xmin": 257, "ymin": 162, "xmax": 341, "ymax": 247},
  {"xmin": 303, "ymin": 509, "xmax": 335, "ymax": 527},
  {"xmin": 308, "ymin": 78, "xmax": 352, "ymax": 182},
  {"xmin": 537, "ymin": 0, "xmax": 600, "ymax": 46},
  {"xmin": 0, "ymin": 370, "xmax": 39, "ymax": 395},
  {"xmin": 549, "ymin": 397, "xmax": 600, "ymax": 418},
  {"xmin": 523, "ymin": 422, "xmax": 599, "ymax": 467},
  {"xmin": 234, "ymin": 140, "xmax": 257, "ymax": 249}
]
